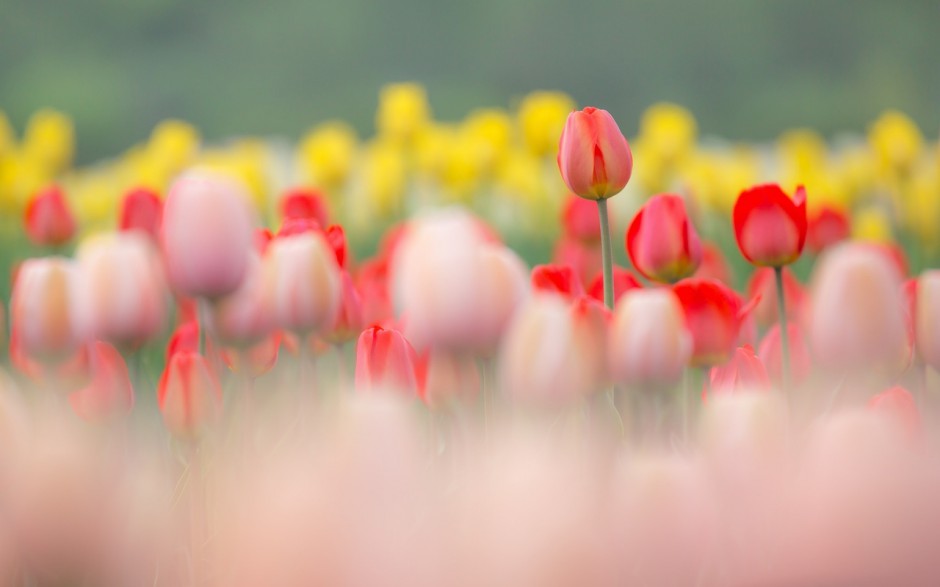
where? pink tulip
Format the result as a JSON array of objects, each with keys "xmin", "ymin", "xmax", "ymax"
[
  {"xmin": 10, "ymin": 257, "xmax": 84, "ymax": 363},
  {"xmin": 553, "ymin": 236, "xmax": 601, "ymax": 287},
  {"xmin": 693, "ymin": 241, "xmax": 735, "ymax": 286},
  {"xmin": 161, "ymin": 171, "xmax": 256, "ymax": 299},
  {"xmin": 672, "ymin": 278, "xmax": 746, "ymax": 367},
  {"xmin": 586, "ymin": 265, "xmax": 641, "ymax": 304},
  {"xmin": 355, "ymin": 325, "xmax": 420, "ymax": 396},
  {"xmin": 626, "ymin": 193, "xmax": 703, "ymax": 283},
  {"xmin": 414, "ymin": 350, "xmax": 481, "ymax": 408},
  {"xmin": 915, "ymin": 270, "xmax": 940, "ymax": 370},
  {"xmin": 557, "ymin": 107, "xmax": 633, "ymax": 200},
  {"xmin": 868, "ymin": 385, "xmax": 921, "ymax": 441},
  {"xmin": 706, "ymin": 345, "xmax": 771, "ymax": 398},
  {"xmin": 530, "ymin": 264, "xmax": 584, "ymax": 299}
]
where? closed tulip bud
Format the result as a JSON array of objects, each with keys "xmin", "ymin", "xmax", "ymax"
[
  {"xmin": 263, "ymin": 231, "xmax": 342, "ymax": 335},
  {"xmin": 626, "ymin": 193, "xmax": 703, "ymax": 283},
  {"xmin": 806, "ymin": 204, "xmax": 850, "ymax": 254},
  {"xmin": 705, "ymin": 345, "xmax": 771, "ymax": 398},
  {"xmin": 587, "ymin": 265, "xmax": 641, "ymax": 305},
  {"xmin": 76, "ymin": 232, "xmax": 168, "ymax": 348},
  {"xmin": 561, "ymin": 194, "xmax": 601, "ymax": 241},
  {"xmin": 161, "ymin": 171, "xmax": 256, "ymax": 299},
  {"xmin": 733, "ymin": 184, "xmax": 807, "ymax": 267},
  {"xmin": 355, "ymin": 326, "xmax": 419, "ymax": 396},
  {"xmin": 392, "ymin": 210, "xmax": 527, "ymax": 355},
  {"xmin": 68, "ymin": 341, "xmax": 134, "ymax": 423},
  {"xmin": 608, "ymin": 288, "xmax": 691, "ymax": 389},
  {"xmin": 531, "ymin": 264, "xmax": 584, "ymax": 299},
  {"xmin": 758, "ymin": 322, "xmax": 812, "ymax": 385},
  {"xmin": 208, "ymin": 253, "xmax": 273, "ymax": 347},
  {"xmin": 500, "ymin": 295, "xmax": 608, "ymax": 406},
  {"xmin": 745, "ymin": 267, "xmax": 805, "ymax": 328},
  {"xmin": 10, "ymin": 257, "xmax": 84, "ymax": 363},
  {"xmin": 118, "ymin": 187, "xmax": 163, "ymax": 240},
  {"xmin": 915, "ymin": 271, "xmax": 940, "ymax": 369},
  {"xmin": 24, "ymin": 185, "xmax": 76, "ymax": 247},
  {"xmin": 673, "ymin": 278, "xmax": 746, "ymax": 367},
  {"xmin": 556, "ymin": 107, "xmax": 633, "ymax": 200},
  {"xmin": 279, "ymin": 187, "xmax": 329, "ymax": 226},
  {"xmin": 807, "ymin": 243, "xmax": 908, "ymax": 372},
  {"xmin": 158, "ymin": 351, "xmax": 222, "ymax": 439}
]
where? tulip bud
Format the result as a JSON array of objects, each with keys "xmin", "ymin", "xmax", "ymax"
[
  {"xmin": 733, "ymin": 184, "xmax": 807, "ymax": 267},
  {"xmin": 10, "ymin": 257, "xmax": 84, "ymax": 363},
  {"xmin": 355, "ymin": 326, "xmax": 419, "ymax": 396},
  {"xmin": 68, "ymin": 341, "xmax": 134, "ymax": 423},
  {"xmin": 608, "ymin": 288, "xmax": 691, "ymax": 389},
  {"xmin": 500, "ymin": 295, "xmax": 608, "ymax": 406},
  {"xmin": 705, "ymin": 345, "xmax": 771, "ymax": 398},
  {"xmin": 626, "ymin": 193, "xmax": 702, "ymax": 283},
  {"xmin": 673, "ymin": 278, "xmax": 745, "ymax": 367},
  {"xmin": 587, "ymin": 265, "xmax": 641, "ymax": 305},
  {"xmin": 118, "ymin": 186, "xmax": 163, "ymax": 240},
  {"xmin": 279, "ymin": 186, "xmax": 329, "ymax": 226},
  {"xmin": 531, "ymin": 264, "xmax": 584, "ymax": 299},
  {"xmin": 915, "ymin": 270, "xmax": 940, "ymax": 370},
  {"xmin": 556, "ymin": 107, "xmax": 633, "ymax": 200},
  {"xmin": 807, "ymin": 243, "xmax": 908, "ymax": 372},
  {"xmin": 161, "ymin": 171, "xmax": 255, "ymax": 299},
  {"xmin": 263, "ymin": 231, "xmax": 343, "ymax": 335},
  {"xmin": 158, "ymin": 351, "xmax": 222, "ymax": 439},
  {"xmin": 76, "ymin": 232, "xmax": 168, "ymax": 348},
  {"xmin": 24, "ymin": 185, "xmax": 76, "ymax": 247}
]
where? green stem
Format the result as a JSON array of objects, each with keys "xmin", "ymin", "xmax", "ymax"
[
  {"xmin": 773, "ymin": 266, "xmax": 791, "ymax": 393},
  {"xmin": 596, "ymin": 198, "xmax": 614, "ymax": 310}
]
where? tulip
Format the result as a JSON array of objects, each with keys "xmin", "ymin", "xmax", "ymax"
[
  {"xmin": 626, "ymin": 193, "xmax": 703, "ymax": 283},
  {"xmin": 118, "ymin": 186, "xmax": 163, "ymax": 240},
  {"xmin": 915, "ymin": 271, "xmax": 940, "ymax": 370},
  {"xmin": 76, "ymin": 232, "xmax": 168, "ymax": 348},
  {"xmin": 68, "ymin": 341, "xmax": 135, "ymax": 423},
  {"xmin": 161, "ymin": 171, "xmax": 255, "ymax": 299},
  {"xmin": 758, "ymin": 322, "xmax": 812, "ymax": 386},
  {"xmin": 500, "ymin": 295, "xmax": 608, "ymax": 406},
  {"xmin": 10, "ymin": 257, "xmax": 84, "ymax": 363},
  {"xmin": 531, "ymin": 264, "xmax": 584, "ymax": 299},
  {"xmin": 357, "ymin": 257, "xmax": 394, "ymax": 328},
  {"xmin": 806, "ymin": 204, "xmax": 850, "ymax": 254},
  {"xmin": 608, "ymin": 288, "xmax": 691, "ymax": 389},
  {"xmin": 733, "ymin": 183, "xmax": 807, "ymax": 267},
  {"xmin": 587, "ymin": 266, "xmax": 641, "ymax": 305},
  {"xmin": 166, "ymin": 320, "xmax": 200, "ymax": 361},
  {"xmin": 556, "ymin": 107, "xmax": 632, "ymax": 201},
  {"xmin": 745, "ymin": 267, "xmax": 805, "ymax": 328},
  {"xmin": 807, "ymin": 243, "xmax": 908, "ymax": 373},
  {"xmin": 672, "ymin": 278, "xmax": 746, "ymax": 367},
  {"xmin": 263, "ymin": 231, "xmax": 343, "ymax": 335},
  {"xmin": 158, "ymin": 351, "xmax": 222, "ymax": 439},
  {"xmin": 208, "ymin": 253, "xmax": 273, "ymax": 347},
  {"xmin": 705, "ymin": 346, "xmax": 771, "ymax": 398},
  {"xmin": 867, "ymin": 385, "xmax": 921, "ymax": 440},
  {"xmin": 279, "ymin": 187, "xmax": 329, "ymax": 226},
  {"xmin": 354, "ymin": 326, "xmax": 420, "ymax": 396},
  {"xmin": 561, "ymin": 194, "xmax": 601, "ymax": 241},
  {"xmin": 24, "ymin": 185, "xmax": 76, "ymax": 247}
]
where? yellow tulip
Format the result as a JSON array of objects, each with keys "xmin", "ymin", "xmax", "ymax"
[
  {"xmin": 362, "ymin": 140, "xmax": 407, "ymax": 218},
  {"xmin": 517, "ymin": 91, "xmax": 575, "ymax": 157},
  {"xmin": 297, "ymin": 120, "xmax": 358, "ymax": 189},
  {"xmin": 0, "ymin": 152, "xmax": 49, "ymax": 214},
  {"xmin": 868, "ymin": 110, "xmax": 923, "ymax": 176},
  {"xmin": 147, "ymin": 119, "xmax": 200, "ymax": 176},
  {"xmin": 22, "ymin": 109, "xmax": 74, "ymax": 175},
  {"xmin": 777, "ymin": 128, "xmax": 827, "ymax": 177},
  {"xmin": 900, "ymin": 171, "xmax": 940, "ymax": 247},
  {"xmin": 0, "ymin": 111, "xmax": 13, "ymax": 157},
  {"xmin": 638, "ymin": 102, "xmax": 697, "ymax": 165},
  {"xmin": 376, "ymin": 83, "xmax": 431, "ymax": 144},
  {"xmin": 461, "ymin": 108, "xmax": 514, "ymax": 173},
  {"xmin": 70, "ymin": 174, "xmax": 119, "ymax": 235},
  {"xmin": 852, "ymin": 206, "xmax": 894, "ymax": 243}
]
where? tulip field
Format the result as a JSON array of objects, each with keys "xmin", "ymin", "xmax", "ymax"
[{"xmin": 2, "ymin": 85, "xmax": 940, "ymax": 585}]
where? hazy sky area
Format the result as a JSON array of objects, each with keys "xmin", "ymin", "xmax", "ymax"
[{"xmin": 1, "ymin": 0, "xmax": 937, "ymax": 162}]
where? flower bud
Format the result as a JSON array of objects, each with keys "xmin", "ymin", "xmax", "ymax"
[
  {"xmin": 556, "ymin": 107, "xmax": 633, "ymax": 200},
  {"xmin": 10, "ymin": 257, "xmax": 84, "ymax": 363},
  {"xmin": 806, "ymin": 204, "xmax": 850, "ymax": 254},
  {"xmin": 733, "ymin": 184, "xmax": 807, "ymax": 267},
  {"xmin": 355, "ymin": 326, "xmax": 420, "ymax": 396},
  {"xmin": 118, "ymin": 186, "xmax": 163, "ymax": 241},
  {"xmin": 158, "ymin": 351, "xmax": 222, "ymax": 439},
  {"xmin": 531, "ymin": 264, "xmax": 584, "ymax": 299},
  {"xmin": 626, "ymin": 193, "xmax": 702, "ymax": 283},
  {"xmin": 673, "ymin": 278, "xmax": 745, "ymax": 367},
  {"xmin": 24, "ymin": 185, "xmax": 75, "ymax": 247},
  {"xmin": 279, "ymin": 186, "xmax": 329, "ymax": 226},
  {"xmin": 561, "ymin": 194, "xmax": 601, "ymax": 241}
]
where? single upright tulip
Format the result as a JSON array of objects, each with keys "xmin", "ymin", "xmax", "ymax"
[
  {"xmin": 10, "ymin": 258, "xmax": 84, "ymax": 363},
  {"xmin": 556, "ymin": 107, "xmax": 633, "ymax": 200},
  {"xmin": 672, "ymin": 278, "xmax": 746, "ymax": 367},
  {"xmin": 587, "ymin": 266, "xmax": 641, "ymax": 304},
  {"xmin": 68, "ymin": 341, "xmax": 134, "ymax": 423},
  {"xmin": 608, "ymin": 288, "xmax": 691, "ymax": 389},
  {"xmin": 161, "ymin": 171, "xmax": 255, "ymax": 299},
  {"xmin": 24, "ymin": 185, "xmax": 76, "ymax": 247},
  {"xmin": 531, "ymin": 264, "xmax": 584, "ymax": 299},
  {"xmin": 626, "ymin": 194, "xmax": 703, "ymax": 283},
  {"xmin": 705, "ymin": 345, "xmax": 771, "ymax": 398},
  {"xmin": 76, "ymin": 232, "xmax": 168, "ymax": 348},
  {"xmin": 158, "ymin": 351, "xmax": 222, "ymax": 439},
  {"xmin": 733, "ymin": 184, "xmax": 807, "ymax": 267},
  {"xmin": 118, "ymin": 187, "xmax": 163, "ymax": 241},
  {"xmin": 915, "ymin": 270, "xmax": 940, "ymax": 370},
  {"xmin": 263, "ymin": 231, "xmax": 342, "ymax": 335},
  {"xmin": 354, "ymin": 326, "xmax": 419, "ymax": 396},
  {"xmin": 807, "ymin": 243, "xmax": 907, "ymax": 373},
  {"xmin": 279, "ymin": 187, "xmax": 329, "ymax": 226}
]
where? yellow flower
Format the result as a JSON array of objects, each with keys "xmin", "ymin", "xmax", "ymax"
[
  {"xmin": 461, "ymin": 108, "xmax": 513, "ymax": 173},
  {"xmin": 900, "ymin": 171, "xmax": 940, "ymax": 247},
  {"xmin": 638, "ymin": 102, "xmax": 697, "ymax": 165},
  {"xmin": 376, "ymin": 83, "xmax": 431, "ymax": 144},
  {"xmin": 517, "ymin": 91, "xmax": 575, "ymax": 157},
  {"xmin": 197, "ymin": 141, "xmax": 271, "ymax": 217},
  {"xmin": 22, "ymin": 109, "xmax": 74, "ymax": 175},
  {"xmin": 147, "ymin": 119, "xmax": 200, "ymax": 176},
  {"xmin": 0, "ymin": 152, "xmax": 49, "ymax": 214},
  {"xmin": 777, "ymin": 128, "xmax": 826, "ymax": 177},
  {"xmin": 852, "ymin": 206, "xmax": 894, "ymax": 243},
  {"xmin": 70, "ymin": 173, "xmax": 119, "ymax": 235},
  {"xmin": 361, "ymin": 140, "xmax": 407, "ymax": 218},
  {"xmin": 298, "ymin": 121, "xmax": 358, "ymax": 189},
  {"xmin": 0, "ymin": 110, "xmax": 13, "ymax": 158},
  {"xmin": 868, "ymin": 110, "xmax": 923, "ymax": 175}
]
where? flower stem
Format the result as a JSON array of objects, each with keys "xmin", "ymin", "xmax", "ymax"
[
  {"xmin": 596, "ymin": 198, "xmax": 614, "ymax": 310},
  {"xmin": 773, "ymin": 266, "xmax": 791, "ymax": 393}
]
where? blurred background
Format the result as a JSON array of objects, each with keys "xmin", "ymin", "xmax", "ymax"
[{"xmin": 1, "ymin": 0, "xmax": 937, "ymax": 163}]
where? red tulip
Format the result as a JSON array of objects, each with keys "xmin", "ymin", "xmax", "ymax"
[
  {"xmin": 354, "ymin": 325, "xmax": 419, "ymax": 396},
  {"xmin": 68, "ymin": 341, "xmax": 134, "ymax": 423},
  {"xmin": 118, "ymin": 187, "xmax": 163, "ymax": 240},
  {"xmin": 587, "ymin": 265, "xmax": 641, "ymax": 304},
  {"xmin": 158, "ymin": 351, "xmax": 222, "ymax": 439},
  {"xmin": 626, "ymin": 193, "xmax": 702, "ymax": 283},
  {"xmin": 867, "ymin": 385, "xmax": 921, "ymax": 441},
  {"xmin": 531, "ymin": 264, "xmax": 584, "ymax": 299},
  {"xmin": 279, "ymin": 186, "xmax": 329, "ymax": 226},
  {"xmin": 323, "ymin": 224, "xmax": 348, "ymax": 268},
  {"xmin": 705, "ymin": 345, "xmax": 771, "ymax": 398},
  {"xmin": 24, "ymin": 185, "xmax": 75, "ymax": 246},
  {"xmin": 166, "ymin": 320, "xmax": 199, "ymax": 361},
  {"xmin": 673, "ymin": 278, "xmax": 746, "ymax": 367},
  {"xmin": 733, "ymin": 183, "xmax": 807, "ymax": 267},
  {"xmin": 557, "ymin": 107, "xmax": 633, "ymax": 200},
  {"xmin": 806, "ymin": 204, "xmax": 850, "ymax": 254},
  {"xmin": 758, "ymin": 322, "xmax": 812, "ymax": 385},
  {"xmin": 561, "ymin": 194, "xmax": 601, "ymax": 241},
  {"xmin": 357, "ymin": 257, "xmax": 394, "ymax": 327}
]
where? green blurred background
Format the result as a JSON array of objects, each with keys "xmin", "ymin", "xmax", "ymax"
[{"xmin": 1, "ymin": 0, "xmax": 937, "ymax": 163}]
